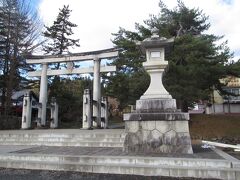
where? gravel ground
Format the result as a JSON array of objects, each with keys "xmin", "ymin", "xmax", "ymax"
[{"xmin": 0, "ymin": 168, "xmax": 219, "ymax": 180}]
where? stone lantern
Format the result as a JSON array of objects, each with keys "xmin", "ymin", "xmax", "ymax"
[
  {"xmin": 123, "ymin": 29, "xmax": 193, "ymax": 154},
  {"xmin": 140, "ymin": 28, "xmax": 173, "ymax": 100}
]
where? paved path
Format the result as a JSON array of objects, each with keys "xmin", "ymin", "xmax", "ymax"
[{"xmin": 10, "ymin": 145, "xmax": 222, "ymax": 159}]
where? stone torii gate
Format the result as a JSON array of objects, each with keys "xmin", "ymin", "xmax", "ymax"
[{"xmin": 26, "ymin": 48, "xmax": 118, "ymax": 128}]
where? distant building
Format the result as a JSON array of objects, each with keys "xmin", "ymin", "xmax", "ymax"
[
  {"xmin": 0, "ymin": 89, "xmax": 38, "ymax": 115},
  {"xmin": 220, "ymin": 76, "xmax": 240, "ymax": 103},
  {"xmin": 207, "ymin": 76, "xmax": 240, "ymax": 114}
]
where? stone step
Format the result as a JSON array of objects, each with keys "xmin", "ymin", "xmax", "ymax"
[
  {"xmin": 0, "ymin": 141, "xmax": 123, "ymax": 147},
  {"xmin": 0, "ymin": 133, "xmax": 125, "ymax": 139},
  {"xmin": 0, "ymin": 130, "xmax": 126, "ymax": 147},
  {"xmin": 0, "ymin": 155, "xmax": 238, "ymax": 179},
  {"xmin": 0, "ymin": 154, "xmax": 233, "ymax": 169},
  {"xmin": 0, "ymin": 137, "xmax": 124, "ymax": 143}
]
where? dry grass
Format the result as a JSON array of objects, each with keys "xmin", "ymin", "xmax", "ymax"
[{"xmin": 189, "ymin": 114, "xmax": 240, "ymax": 139}]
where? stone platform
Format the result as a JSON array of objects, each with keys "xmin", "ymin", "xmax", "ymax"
[
  {"xmin": 0, "ymin": 129, "xmax": 239, "ymax": 179},
  {"xmin": 124, "ymin": 99, "xmax": 193, "ymax": 154}
]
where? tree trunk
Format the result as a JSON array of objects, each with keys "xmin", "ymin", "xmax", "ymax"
[
  {"xmin": 5, "ymin": 42, "xmax": 18, "ymax": 115},
  {"xmin": 177, "ymin": 99, "xmax": 189, "ymax": 112},
  {"xmin": 5, "ymin": 56, "xmax": 16, "ymax": 115}
]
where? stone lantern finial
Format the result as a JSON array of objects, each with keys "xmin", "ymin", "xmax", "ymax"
[{"xmin": 151, "ymin": 27, "xmax": 159, "ymax": 38}]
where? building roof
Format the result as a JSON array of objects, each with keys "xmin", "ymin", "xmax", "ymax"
[{"xmin": 0, "ymin": 89, "xmax": 38, "ymax": 101}]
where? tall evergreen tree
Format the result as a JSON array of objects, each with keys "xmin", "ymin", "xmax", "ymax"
[
  {"xmin": 107, "ymin": 1, "xmax": 237, "ymax": 112},
  {"xmin": 43, "ymin": 5, "xmax": 80, "ymax": 56},
  {"xmin": 42, "ymin": 5, "xmax": 79, "ymax": 86},
  {"xmin": 0, "ymin": 0, "xmax": 41, "ymax": 115},
  {"xmin": 105, "ymin": 28, "xmax": 150, "ymax": 109},
  {"xmin": 42, "ymin": 5, "xmax": 81, "ymax": 119}
]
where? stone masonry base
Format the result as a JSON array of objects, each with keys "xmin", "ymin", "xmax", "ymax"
[{"xmin": 124, "ymin": 120, "xmax": 193, "ymax": 154}]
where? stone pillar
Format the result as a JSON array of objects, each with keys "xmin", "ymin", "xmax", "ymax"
[
  {"xmin": 38, "ymin": 63, "xmax": 48, "ymax": 127},
  {"xmin": 50, "ymin": 97, "xmax": 58, "ymax": 129},
  {"xmin": 82, "ymin": 89, "xmax": 92, "ymax": 129},
  {"xmin": 101, "ymin": 97, "xmax": 108, "ymax": 129},
  {"xmin": 93, "ymin": 57, "xmax": 101, "ymax": 128},
  {"xmin": 36, "ymin": 103, "xmax": 42, "ymax": 127},
  {"xmin": 140, "ymin": 62, "xmax": 172, "ymax": 99},
  {"xmin": 21, "ymin": 92, "xmax": 32, "ymax": 129},
  {"xmin": 123, "ymin": 29, "xmax": 193, "ymax": 154}
]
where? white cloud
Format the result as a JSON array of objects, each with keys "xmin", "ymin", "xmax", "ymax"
[
  {"xmin": 165, "ymin": 0, "xmax": 240, "ymax": 59},
  {"xmin": 39, "ymin": 0, "xmax": 160, "ymax": 52},
  {"xmin": 199, "ymin": 1, "xmax": 239, "ymax": 58},
  {"xmin": 39, "ymin": 0, "xmax": 240, "ymax": 59}
]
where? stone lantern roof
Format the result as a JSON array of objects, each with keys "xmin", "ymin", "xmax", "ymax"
[{"xmin": 139, "ymin": 28, "xmax": 174, "ymax": 52}]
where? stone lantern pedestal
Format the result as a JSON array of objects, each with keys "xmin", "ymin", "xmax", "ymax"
[{"xmin": 123, "ymin": 30, "xmax": 193, "ymax": 154}]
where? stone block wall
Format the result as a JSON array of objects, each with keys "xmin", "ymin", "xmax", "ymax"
[{"xmin": 124, "ymin": 120, "xmax": 193, "ymax": 154}]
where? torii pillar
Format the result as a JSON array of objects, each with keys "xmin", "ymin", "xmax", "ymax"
[
  {"xmin": 38, "ymin": 63, "xmax": 48, "ymax": 126},
  {"xmin": 26, "ymin": 48, "xmax": 118, "ymax": 128},
  {"xmin": 93, "ymin": 57, "xmax": 101, "ymax": 128}
]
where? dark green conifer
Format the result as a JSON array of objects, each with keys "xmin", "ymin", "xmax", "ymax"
[
  {"xmin": 43, "ymin": 5, "xmax": 80, "ymax": 55},
  {"xmin": 106, "ymin": 1, "xmax": 237, "ymax": 111}
]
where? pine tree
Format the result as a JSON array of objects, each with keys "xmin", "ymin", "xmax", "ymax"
[
  {"xmin": 107, "ymin": 1, "xmax": 237, "ymax": 112},
  {"xmin": 42, "ymin": 5, "xmax": 80, "ymax": 112},
  {"xmin": 151, "ymin": 1, "xmax": 233, "ymax": 111},
  {"xmin": 104, "ymin": 28, "xmax": 150, "ymax": 109},
  {"xmin": 0, "ymin": 0, "xmax": 41, "ymax": 115},
  {"xmin": 43, "ymin": 5, "xmax": 80, "ymax": 56}
]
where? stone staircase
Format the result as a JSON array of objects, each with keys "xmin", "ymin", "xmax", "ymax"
[
  {"xmin": 0, "ymin": 129, "xmax": 239, "ymax": 179},
  {"xmin": 0, "ymin": 129, "xmax": 125, "ymax": 147},
  {"xmin": 0, "ymin": 151, "xmax": 239, "ymax": 179}
]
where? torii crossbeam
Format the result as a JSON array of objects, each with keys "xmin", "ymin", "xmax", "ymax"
[{"xmin": 26, "ymin": 48, "xmax": 118, "ymax": 127}]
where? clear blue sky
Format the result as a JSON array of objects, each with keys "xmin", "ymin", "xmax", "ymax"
[{"xmin": 30, "ymin": 0, "xmax": 41, "ymax": 9}]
